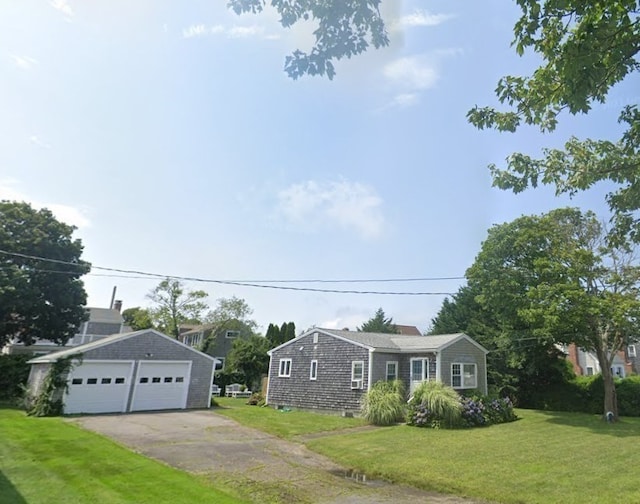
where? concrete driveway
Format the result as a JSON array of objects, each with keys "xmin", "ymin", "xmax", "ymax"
[{"xmin": 70, "ymin": 409, "xmax": 487, "ymax": 504}]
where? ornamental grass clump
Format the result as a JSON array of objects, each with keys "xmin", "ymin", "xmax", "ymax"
[
  {"xmin": 409, "ymin": 381, "xmax": 462, "ymax": 428},
  {"xmin": 361, "ymin": 380, "xmax": 406, "ymax": 426}
]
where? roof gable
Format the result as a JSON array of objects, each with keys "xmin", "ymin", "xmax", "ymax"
[{"xmin": 27, "ymin": 329, "xmax": 217, "ymax": 364}]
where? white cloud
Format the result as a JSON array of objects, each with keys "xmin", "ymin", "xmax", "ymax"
[
  {"xmin": 49, "ymin": 0, "xmax": 74, "ymax": 18},
  {"xmin": 394, "ymin": 10, "xmax": 455, "ymax": 29},
  {"xmin": 182, "ymin": 23, "xmax": 274, "ymax": 40},
  {"xmin": 384, "ymin": 56, "xmax": 439, "ymax": 91},
  {"xmin": 29, "ymin": 135, "xmax": 51, "ymax": 149},
  {"xmin": 0, "ymin": 179, "xmax": 91, "ymax": 229},
  {"xmin": 276, "ymin": 179, "xmax": 385, "ymax": 239},
  {"xmin": 10, "ymin": 54, "xmax": 38, "ymax": 70}
]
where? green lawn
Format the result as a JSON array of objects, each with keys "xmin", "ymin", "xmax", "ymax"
[
  {"xmin": 216, "ymin": 400, "xmax": 640, "ymax": 504},
  {"xmin": 0, "ymin": 408, "xmax": 244, "ymax": 504},
  {"xmin": 214, "ymin": 396, "xmax": 367, "ymax": 438}
]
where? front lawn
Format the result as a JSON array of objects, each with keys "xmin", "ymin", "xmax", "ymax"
[
  {"xmin": 217, "ymin": 400, "xmax": 640, "ymax": 504},
  {"xmin": 0, "ymin": 408, "xmax": 244, "ymax": 504},
  {"xmin": 214, "ymin": 396, "xmax": 367, "ymax": 438}
]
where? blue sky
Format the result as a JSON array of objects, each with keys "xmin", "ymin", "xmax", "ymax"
[{"xmin": 2, "ymin": 1, "xmax": 637, "ymax": 333}]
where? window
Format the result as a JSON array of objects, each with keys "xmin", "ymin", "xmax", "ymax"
[
  {"xmin": 71, "ymin": 378, "xmax": 83, "ymax": 385},
  {"xmin": 140, "ymin": 377, "xmax": 149, "ymax": 383},
  {"xmin": 215, "ymin": 357, "xmax": 225, "ymax": 370},
  {"xmin": 87, "ymin": 378, "xmax": 98, "ymax": 385},
  {"xmin": 101, "ymin": 378, "xmax": 112, "ymax": 384},
  {"xmin": 586, "ymin": 367, "xmax": 594, "ymax": 376},
  {"xmin": 386, "ymin": 361, "xmax": 398, "ymax": 382},
  {"xmin": 152, "ymin": 377, "xmax": 161, "ymax": 383},
  {"xmin": 279, "ymin": 358, "xmax": 292, "ymax": 377},
  {"xmin": 225, "ymin": 330, "xmax": 240, "ymax": 339},
  {"xmin": 164, "ymin": 377, "xmax": 173, "ymax": 383},
  {"xmin": 451, "ymin": 363, "xmax": 477, "ymax": 389},
  {"xmin": 629, "ymin": 345, "xmax": 637, "ymax": 358},
  {"xmin": 115, "ymin": 377, "xmax": 125, "ymax": 384},
  {"xmin": 310, "ymin": 360, "xmax": 318, "ymax": 380},
  {"xmin": 175, "ymin": 376, "xmax": 184, "ymax": 383},
  {"xmin": 313, "ymin": 332, "xmax": 319, "ymax": 344},
  {"xmin": 351, "ymin": 361, "xmax": 364, "ymax": 381}
]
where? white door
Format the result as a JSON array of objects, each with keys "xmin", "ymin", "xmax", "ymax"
[
  {"xmin": 64, "ymin": 361, "xmax": 134, "ymax": 414},
  {"xmin": 130, "ymin": 361, "xmax": 191, "ymax": 411},
  {"xmin": 410, "ymin": 358, "xmax": 429, "ymax": 394}
]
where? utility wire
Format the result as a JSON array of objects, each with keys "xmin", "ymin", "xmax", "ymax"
[{"xmin": 0, "ymin": 249, "xmax": 460, "ymax": 296}]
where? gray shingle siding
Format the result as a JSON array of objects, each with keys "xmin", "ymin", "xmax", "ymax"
[
  {"xmin": 268, "ymin": 331, "xmax": 369, "ymax": 412},
  {"xmin": 440, "ymin": 339, "xmax": 487, "ymax": 394}
]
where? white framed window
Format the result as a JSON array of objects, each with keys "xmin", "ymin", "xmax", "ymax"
[
  {"xmin": 225, "ymin": 330, "xmax": 240, "ymax": 339},
  {"xmin": 451, "ymin": 363, "xmax": 477, "ymax": 389},
  {"xmin": 629, "ymin": 345, "xmax": 637, "ymax": 358},
  {"xmin": 278, "ymin": 358, "xmax": 292, "ymax": 377},
  {"xmin": 351, "ymin": 361, "xmax": 364, "ymax": 381},
  {"xmin": 386, "ymin": 361, "xmax": 398, "ymax": 381},
  {"xmin": 310, "ymin": 360, "xmax": 318, "ymax": 380},
  {"xmin": 313, "ymin": 332, "xmax": 319, "ymax": 344},
  {"xmin": 586, "ymin": 366, "xmax": 594, "ymax": 376}
]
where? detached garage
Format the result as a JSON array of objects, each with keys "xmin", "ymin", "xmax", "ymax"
[{"xmin": 27, "ymin": 329, "xmax": 216, "ymax": 414}]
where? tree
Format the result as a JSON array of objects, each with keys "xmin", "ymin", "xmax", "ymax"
[
  {"xmin": 229, "ymin": 0, "xmax": 389, "ymax": 80},
  {"xmin": 265, "ymin": 321, "xmax": 296, "ymax": 348},
  {"xmin": 121, "ymin": 307, "xmax": 154, "ymax": 331},
  {"xmin": 226, "ymin": 335, "xmax": 270, "ymax": 391},
  {"xmin": 265, "ymin": 323, "xmax": 280, "ymax": 347},
  {"xmin": 466, "ymin": 207, "xmax": 640, "ymax": 421},
  {"xmin": 205, "ymin": 296, "xmax": 257, "ymax": 330},
  {"xmin": 467, "ymin": 1, "xmax": 640, "ymax": 243},
  {"xmin": 0, "ymin": 201, "xmax": 90, "ymax": 348},
  {"xmin": 358, "ymin": 308, "xmax": 398, "ymax": 333},
  {"xmin": 146, "ymin": 279, "xmax": 208, "ymax": 338}
]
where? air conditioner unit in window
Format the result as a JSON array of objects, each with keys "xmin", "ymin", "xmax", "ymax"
[{"xmin": 351, "ymin": 379, "xmax": 363, "ymax": 390}]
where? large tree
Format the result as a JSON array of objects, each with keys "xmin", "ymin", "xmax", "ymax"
[
  {"xmin": 147, "ymin": 279, "xmax": 208, "ymax": 338},
  {"xmin": 467, "ymin": 1, "xmax": 640, "ymax": 243},
  {"xmin": 358, "ymin": 307, "xmax": 398, "ymax": 333},
  {"xmin": 228, "ymin": 0, "xmax": 389, "ymax": 79},
  {"xmin": 205, "ymin": 296, "xmax": 257, "ymax": 330},
  {"xmin": 121, "ymin": 307, "xmax": 154, "ymax": 331},
  {"xmin": 466, "ymin": 207, "xmax": 640, "ymax": 421},
  {"xmin": 0, "ymin": 201, "xmax": 90, "ymax": 347},
  {"xmin": 226, "ymin": 335, "xmax": 271, "ymax": 391}
]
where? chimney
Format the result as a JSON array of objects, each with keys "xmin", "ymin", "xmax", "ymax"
[{"xmin": 113, "ymin": 300, "xmax": 123, "ymax": 312}]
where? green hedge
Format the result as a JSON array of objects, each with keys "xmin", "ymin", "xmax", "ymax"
[{"xmin": 0, "ymin": 354, "xmax": 32, "ymax": 401}]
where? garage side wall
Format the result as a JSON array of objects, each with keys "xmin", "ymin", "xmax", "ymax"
[{"xmin": 79, "ymin": 332, "xmax": 213, "ymax": 409}]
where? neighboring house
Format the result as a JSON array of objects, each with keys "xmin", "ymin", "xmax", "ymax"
[
  {"xmin": 627, "ymin": 343, "xmax": 639, "ymax": 374},
  {"xmin": 2, "ymin": 305, "xmax": 126, "ymax": 356},
  {"xmin": 394, "ymin": 325, "xmax": 422, "ymax": 336},
  {"xmin": 26, "ymin": 329, "xmax": 217, "ymax": 414},
  {"xmin": 562, "ymin": 343, "xmax": 631, "ymax": 378},
  {"xmin": 266, "ymin": 329, "xmax": 488, "ymax": 414},
  {"xmin": 178, "ymin": 321, "xmax": 252, "ymax": 370}
]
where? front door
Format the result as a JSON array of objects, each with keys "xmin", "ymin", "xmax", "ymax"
[{"xmin": 410, "ymin": 358, "xmax": 429, "ymax": 394}]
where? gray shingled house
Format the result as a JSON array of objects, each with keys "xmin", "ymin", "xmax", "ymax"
[
  {"xmin": 27, "ymin": 329, "xmax": 216, "ymax": 414},
  {"xmin": 266, "ymin": 329, "xmax": 488, "ymax": 414}
]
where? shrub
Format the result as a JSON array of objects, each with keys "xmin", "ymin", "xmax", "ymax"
[
  {"xmin": 361, "ymin": 380, "xmax": 406, "ymax": 426},
  {"xmin": 615, "ymin": 375, "xmax": 640, "ymax": 417},
  {"xmin": 460, "ymin": 396, "xmax": 487, "ymax": 427},
  {"xmin": 409, "ymin": 381, "xmax": 462, "ymax": 428},
  {"xmin": 246, "ymin": 392, "xmax": 266, "ymax": 406},
  {"xmin": 0, "ymin": 354, "xmax": 32, "ymax": 401}
]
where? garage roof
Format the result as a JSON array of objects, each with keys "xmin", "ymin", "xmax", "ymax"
[{"xmin": 27, "ymin": 329, "xmax": 217, "ymax": 364}]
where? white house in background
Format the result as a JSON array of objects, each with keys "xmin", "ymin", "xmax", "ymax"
[
  {"xmin": 2, "ymin": 303, "xmax": 127, "ymax": 356},
  {"xmin": 562, "ymin": 343, "xmax": 630, "ymax": 378}
]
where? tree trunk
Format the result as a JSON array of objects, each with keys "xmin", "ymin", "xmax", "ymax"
[{"xmin": 600, "ymin": 360, "xmax": 618, "ymax": 422}]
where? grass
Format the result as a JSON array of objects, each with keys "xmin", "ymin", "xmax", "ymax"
[
  {"xmin": 0, "ymin": 407, "xmax": 244, "ymax": 504},
  {"xmin": 214, "ymin": 396, "xmax": 367, "ymax": 439},
  {"xmin": 215, "ymin": 400, "xmax": 640, "ymax": 504}
]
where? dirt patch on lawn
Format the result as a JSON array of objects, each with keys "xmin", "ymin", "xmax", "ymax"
[{"xmin": 69, "ymin": 409, "xmax": 489, "ymax": 504}]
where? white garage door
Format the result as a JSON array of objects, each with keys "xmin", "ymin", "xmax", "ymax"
[
  {"xmin": 130, "ymin": 361, "xmax": 191, "ymax": 412},
  {"xmin": 64, "ymin": 361, "xmax": 134, "ymax": 414}
]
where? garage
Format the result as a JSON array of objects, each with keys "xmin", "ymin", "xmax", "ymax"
[
  {"xmin": 65, "ymin": 360, "xmax": 134, "ymax": 414},
  {"xmin": 27, "ymin": 329, "xmax": 216, "ymax": 414},
  {"xmin": 130, "ymin": 361, "xmax": 191, "ymax": 411}
]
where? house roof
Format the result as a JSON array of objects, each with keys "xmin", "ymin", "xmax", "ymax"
[
  {"xmin": 394, "ymin": 325, "xmax": 422, "ymax": 336},
  {"xmin": 86, "ymin": 307, "xmax": 123, "ymax": 324},
  {"xmin": 27, "ymin": 329, "xmax": 217, "ymax": 364},
  {"xmin": 269, "ymin": 328, "xmax": 488, "ymax": 355}
]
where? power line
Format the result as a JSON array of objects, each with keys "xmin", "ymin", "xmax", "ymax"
[{"xmin": 0, "ymin": 249, "xmax": 461, "ymax": 296}]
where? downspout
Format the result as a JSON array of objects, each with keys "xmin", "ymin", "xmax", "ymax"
[{"xmin": 368, "ymin": 349, "xmax": 374, "ymax": 392}]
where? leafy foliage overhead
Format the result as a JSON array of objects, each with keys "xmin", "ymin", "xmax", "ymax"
[
  {"xmin": 146, "ymin": 279, "xmax": 208, "ymax": 338},
  {"xmin": 228, "ymin": 0, "xmax": 389, "ymax": 79},
  {"xmin": 467, "ymin": 1, "xmax": 640, "ymax": 243},
  {"xmin": 0, "ymin": 201, "xmax": 90, "ymax": 348}
]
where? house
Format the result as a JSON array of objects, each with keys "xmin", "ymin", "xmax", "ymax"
[
  {"xmin": 178, "ymin": 321, "xmax": 253, "ymax": 370},
  {"xmin": 2, "ymin": 305, "xmax": 127, "ymax": 356},
  {"xmin": 26, "ymin": 329, "xmax": 217, "ymax": 414},
  {"xmin": 563, "ymin": 343, "xmax": 631, "ymax": 378},
  {"xmin": 627, "ymin": 343, "xmax": 639, "ymax": 374},
  {"xmin": 266, "ymin": 329, "xmax": 488, "ymax": 414}
]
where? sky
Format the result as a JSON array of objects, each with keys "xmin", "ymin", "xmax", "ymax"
[{"xmin": 1, "ymin": 0, "xmax": 638, "ymax": 334}]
